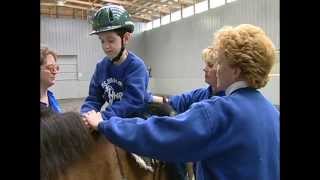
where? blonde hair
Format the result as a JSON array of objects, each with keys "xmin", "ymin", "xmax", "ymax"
[
  {"xmin": 212, "ymin": 24, "xmax": 276, "ymax": 89},
  {"xmin": 201, "ymin": 47, "xmax": 217, "ymax": 64}
]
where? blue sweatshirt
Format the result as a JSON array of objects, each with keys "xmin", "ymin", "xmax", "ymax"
[
  {"xmin": 81, "ymin": 51, "xmax": 152, "ymax": 119},
  {"xmin": 40, "ymin": 90, "xmax": 62, "ymax": 113},
  {"xmin": 169, "ymin": 86, "xmax": 225, "ymax": 113},
  {"xmin": 168, "ymin": 86, "xmax": 225, "ymax": 177},
  {"xmin": 97, "ymin": 87, "xmax": 279, "ymax": 180}
]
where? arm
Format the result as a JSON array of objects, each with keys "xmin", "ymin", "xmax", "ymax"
[
  {"xmin": 169, "ymin": 87, "xmax": 212, "ymax": 113},
  {"xmin": 97, "ymin": 98, "xmax": 225, "ymax": 162},
  {"xmin": 80, "ymin": 65, "xmax": 104, "ymax": 114},
  {"xmin": 101, "ymin": 63, "xmax": 149, "ymax": 119}
]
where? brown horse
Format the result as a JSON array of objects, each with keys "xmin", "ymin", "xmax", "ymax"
[{"xmin": 40, "ymin": 104, "xmax": 194, "ymax": 180}]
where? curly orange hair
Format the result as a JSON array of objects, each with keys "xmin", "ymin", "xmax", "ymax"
[{"xmin": 212, "ymin": 24, "xmax": 276, "ymax": 89}]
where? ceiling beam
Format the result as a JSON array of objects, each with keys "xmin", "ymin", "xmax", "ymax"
[
  {"xmin": 41, "ymin": 2, "xmax": 56, "ymax": 7},
  {"xmin": 41, "ymin": 8, "xmax": 150, "ymax": 22},
  {"xmin": 167, "ymin": 0, "xmax": 193, "ymax": 8},
  {"xmin": 99, "ymin": 0, "xmax": 133, "ymax": 6},
  {"xmin": 41, "ymin": 3, "xmax": 89, "ymax": 10},
  {"xmin": 132, "ymin": 15, "xmax": 152, "ymax": 22},
  {"xmin": 63, "ymin": 4, "xmax": 89, "ymax": 10},
  {"xmin": 100, "ymin": 0, "xmax": 170, "ymax": 14},
  {"xmin": 65, "ymin": 0, "xmax": 102, "ymax": 7},
  {"xmin": 42, "ymin": 0, "xmax": 185, "ymax": 22},
  {"xmin": 178, "ymin": 0, "xmax": 194, "ymax": 5},
  {"xmin": 41, "ymin": 8, "xmax": 76, "ymax": 18}
]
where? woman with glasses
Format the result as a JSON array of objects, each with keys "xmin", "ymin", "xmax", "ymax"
[{"xmin": 40, "ymin": 47, "xmax": 62, "ymax": 113}]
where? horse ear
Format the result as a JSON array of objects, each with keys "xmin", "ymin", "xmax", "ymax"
[{"xmin": 147, "ymin": 102, "xmax": 176, "ymax": 117}]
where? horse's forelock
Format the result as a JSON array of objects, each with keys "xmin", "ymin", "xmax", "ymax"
[{"xmin": 40, "ymin": 111, "xmax": 96, "ymax": 180}]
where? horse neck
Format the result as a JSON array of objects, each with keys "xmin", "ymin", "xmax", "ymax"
[
  {"xmin": 60, "ymin": 135, "xmax": 170, "ymax": 180},
  {"xmin": 59, "ymin": 135, "xmax": 123, "ymax": 180}
]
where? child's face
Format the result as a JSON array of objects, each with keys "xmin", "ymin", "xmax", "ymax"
[{"xmin": 98, "ymin": 31, "xmax": 122, "ymax": 59}]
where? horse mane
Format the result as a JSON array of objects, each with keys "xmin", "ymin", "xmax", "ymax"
[
  {"xmin": 40, "ymin": 102, "xmax": 177, "ymax": 180},
  {"xmin": 147, "ymin": 102, "xmax": 177, "ymax": 116},
  {"xmin": 40, "ymin": 107, "xmax": 96, "ymax": 180}
]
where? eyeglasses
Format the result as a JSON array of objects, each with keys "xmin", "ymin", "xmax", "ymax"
[{"xmin": 41, "ymin": 64, "xmax": 60, "ymax": 73}]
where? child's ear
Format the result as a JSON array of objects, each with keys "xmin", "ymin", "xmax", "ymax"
[{"xmin": 123, "ymin": 32, "xmax": 132, "ymax": 44}]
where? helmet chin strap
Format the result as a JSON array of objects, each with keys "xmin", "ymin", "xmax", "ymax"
[{"xmin": 111, "ymin": 36, "xmax": 125, "ymax": 63}]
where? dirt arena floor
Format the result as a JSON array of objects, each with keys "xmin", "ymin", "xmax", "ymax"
[{"xmin": 58, "ymin": 98, "xmax": 85, "ymax": 112}]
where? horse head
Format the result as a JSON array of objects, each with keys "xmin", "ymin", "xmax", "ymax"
[{"xmin": 40, "ymin": 107, "xmax": 96, "ymax": 180}]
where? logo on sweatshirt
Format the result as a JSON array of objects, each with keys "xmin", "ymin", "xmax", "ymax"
[{"xmin": 101, "ymin": 78, "xmax": 123, "ymax": 105}]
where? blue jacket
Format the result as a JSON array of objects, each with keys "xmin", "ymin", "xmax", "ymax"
[
  {"xmin": 98, "ymin": 87, "xmax": 279, "ymax": 180},
  {"xmin": 169, "ymin": 86, "xmax": 225, "ymax": 113},
  {"xmin": 81, "ymin": 51, "xmax": 152, "ymax": 119},
  {"xmin": 40, "ymin": 90, "xmax": 62, "ymax": 113}
]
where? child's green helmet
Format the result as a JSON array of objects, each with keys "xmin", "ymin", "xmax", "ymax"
[{"xmin": 89, "ymin": 5, "xmax": 134, "ymax": 35}]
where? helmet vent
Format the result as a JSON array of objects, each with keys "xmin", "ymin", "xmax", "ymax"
[{"xmin": 108, "ymin": 9, "xmax": 114, "ymax": 22}]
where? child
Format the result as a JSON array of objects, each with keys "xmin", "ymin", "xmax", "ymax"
[{"xmin": 81, "ymin": 5, "xmax": 152, "ymax": 119}]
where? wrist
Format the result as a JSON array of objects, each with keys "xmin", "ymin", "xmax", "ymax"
[
  {"xmin": 162, "ymin": 96, "xmax": 168, "ymax": 103},
  {"xmin": 97, "ymin": 120, "xmax": 103, "ymax": 131}
]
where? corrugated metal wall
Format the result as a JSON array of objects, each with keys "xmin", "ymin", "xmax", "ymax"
[
  {"xmin": 41, "ymin": 16, "xmax": 105, "ymax": 99},
  {"xmin": 140, "ymin": 0, "xmax": 279, "ymax": 104}
]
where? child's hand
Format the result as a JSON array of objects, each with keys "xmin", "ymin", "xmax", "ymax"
[{"xmin": 83, "ymin": 110, "xmax": 103, "ymax": 130}]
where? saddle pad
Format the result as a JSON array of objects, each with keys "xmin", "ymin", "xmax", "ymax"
[{"xmin": 130, "ymin": 153, "xmax": 157, "ymax": 172}]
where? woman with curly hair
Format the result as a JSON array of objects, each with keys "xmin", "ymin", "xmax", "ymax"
[{"xmin": 84, "ymin": 24, "xmax": 279, "ymax": 180}]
